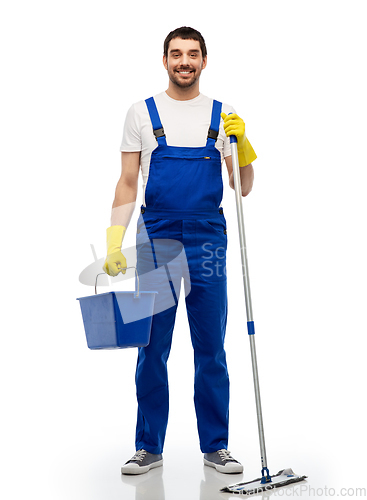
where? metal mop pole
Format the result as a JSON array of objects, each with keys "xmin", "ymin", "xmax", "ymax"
[{"xmin": 230, "ymin": 135, "xmax": 271, "ymax": 484}]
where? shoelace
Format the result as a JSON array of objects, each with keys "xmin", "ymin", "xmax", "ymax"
[
  {"xmin": 218, "ymin": 449, "xmax": 233, "ymax": 462},
  {"xmin": 131, "ymin": 449, "xmax": 147, "ymax": 462}
]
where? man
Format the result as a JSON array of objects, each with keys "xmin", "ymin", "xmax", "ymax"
[{"xmin": 103, "ymin": 27, "xmax": 257, "ymax": 475}]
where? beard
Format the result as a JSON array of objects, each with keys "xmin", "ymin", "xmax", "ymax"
[{"xmin": 167, "ymin": 65, "xmax": 202, "ymax": 89}]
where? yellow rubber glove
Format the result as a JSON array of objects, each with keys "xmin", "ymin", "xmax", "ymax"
[
  {"xmin": 221, "ymin": 112, "xmax": 257, "ymax": 167},
  {"xmin": 102, "ymin": 225, "xmax": 127, "ymax": 276}
]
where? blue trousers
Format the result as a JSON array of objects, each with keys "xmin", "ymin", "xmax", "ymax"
[{"xmin": 135, "ymin": 211, "xmax": 229, "ymax": 454}]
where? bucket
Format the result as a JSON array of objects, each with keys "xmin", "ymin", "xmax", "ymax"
[{"xmin": 77, "ymin": 268, "xmax": 157, "ymax": 350}]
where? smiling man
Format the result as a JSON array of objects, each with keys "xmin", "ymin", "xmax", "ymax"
[{"xmin": 103, "ymin": 27, "xmax": 257, "ymax": 475}]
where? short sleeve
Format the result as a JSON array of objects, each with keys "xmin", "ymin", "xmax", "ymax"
[
  {"xmin": 120, "ymin": 103, "xmax": 142, "ymax": 152},
  {"xmin": 223, "ymin": 134, "xmax": 231, "ymax": 159}
]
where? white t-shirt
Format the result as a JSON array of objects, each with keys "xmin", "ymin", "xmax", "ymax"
[{"xmin": 120, "ymin": 92, "xmax": 235, "ymax": 205}]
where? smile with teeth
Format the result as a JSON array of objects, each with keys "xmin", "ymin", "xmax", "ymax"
[{"xmin": 177, "ymin": 70, "xmax": 194, "ymax": 75}]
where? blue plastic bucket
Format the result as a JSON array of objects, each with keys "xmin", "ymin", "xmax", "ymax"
[{"xmin": 77, "ymin": 290, "xmax": 157, "ymax": 349}]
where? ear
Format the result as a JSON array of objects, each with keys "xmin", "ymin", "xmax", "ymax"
[
  {"xmin": 202, "ymin": 56, "xmax": 207, "ymax": 70},
  {"xmin": 163, "ymin": 54, "xmax": 168, "ymax": 70}
]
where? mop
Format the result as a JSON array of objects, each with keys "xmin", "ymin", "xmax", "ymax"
[{"xmin": 220, "ymin": 134, "xmax": 307, "ymax": 495}]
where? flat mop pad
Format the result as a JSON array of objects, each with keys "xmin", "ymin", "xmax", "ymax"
[{"xmin": 220, "ymin": 468, "xmax": 307, "ymax": 495}]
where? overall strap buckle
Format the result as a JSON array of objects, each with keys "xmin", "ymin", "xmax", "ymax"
[
  {"xmin": 207, "ymin": 128, "xmax": 219, "ymax": 141},
  {"xmin": 153, "ymin": 127, "xmax": 165, "ymax": 139}
]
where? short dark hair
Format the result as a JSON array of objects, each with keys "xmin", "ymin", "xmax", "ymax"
[{"xmin": 164, "ymin": 27, "xmax": 207, "ymax": 59}]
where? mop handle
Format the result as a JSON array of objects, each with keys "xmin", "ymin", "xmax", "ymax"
[
  {"xmin": 230, "ymin": 135, "xmax": 253, "ymax": 322},
  {"xmin": 230, "ymin": 134, "xmax": 269, "ymax": 477}
]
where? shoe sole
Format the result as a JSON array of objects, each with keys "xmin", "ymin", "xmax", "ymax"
[
  {"xmin": 121, "ymin": 459, "xmax": 163, "ymax": 475},
  {"xmin": 203, "ymin": 458, "xmax": 243, "ymax": 474}
]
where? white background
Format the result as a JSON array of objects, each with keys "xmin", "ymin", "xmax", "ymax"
[{"xmin": 1, "ymin": 1, "xmax": 366, "ymax": 499}]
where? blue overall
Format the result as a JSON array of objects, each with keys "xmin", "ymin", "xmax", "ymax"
[{"xmin": 135, "ymin": 97, "xmax": 229, "ymax": 454}]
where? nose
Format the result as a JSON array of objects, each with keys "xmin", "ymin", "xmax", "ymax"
[{"xmin": 181, "ymin": 53, "xmax": 190, "ymax": 66}]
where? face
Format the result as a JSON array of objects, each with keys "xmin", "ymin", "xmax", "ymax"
[{"xmin": 163, "ymin": 38, "xmax": 207, "ymax": 89}]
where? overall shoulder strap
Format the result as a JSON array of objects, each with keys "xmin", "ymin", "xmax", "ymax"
[
  {"xmin": 145, "ymin": 97, "xmax": 167, "ymax": 146},
  {"xmin": 207, "ymin": 100, "xmax": 223, "ymax": 146}
]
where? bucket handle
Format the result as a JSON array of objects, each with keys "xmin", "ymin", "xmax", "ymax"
[{"xmin": 95, "ymin": 267, "xmax": 140, "ymax": 298}]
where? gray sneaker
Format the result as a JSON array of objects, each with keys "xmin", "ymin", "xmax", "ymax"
[
  {"xmin": 203, "ymin": 449, "xmax": 243, "ymax": 474},
  {"xmin": 121, "ymin": 449, "xmax": 163, "ymax": 475}
]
